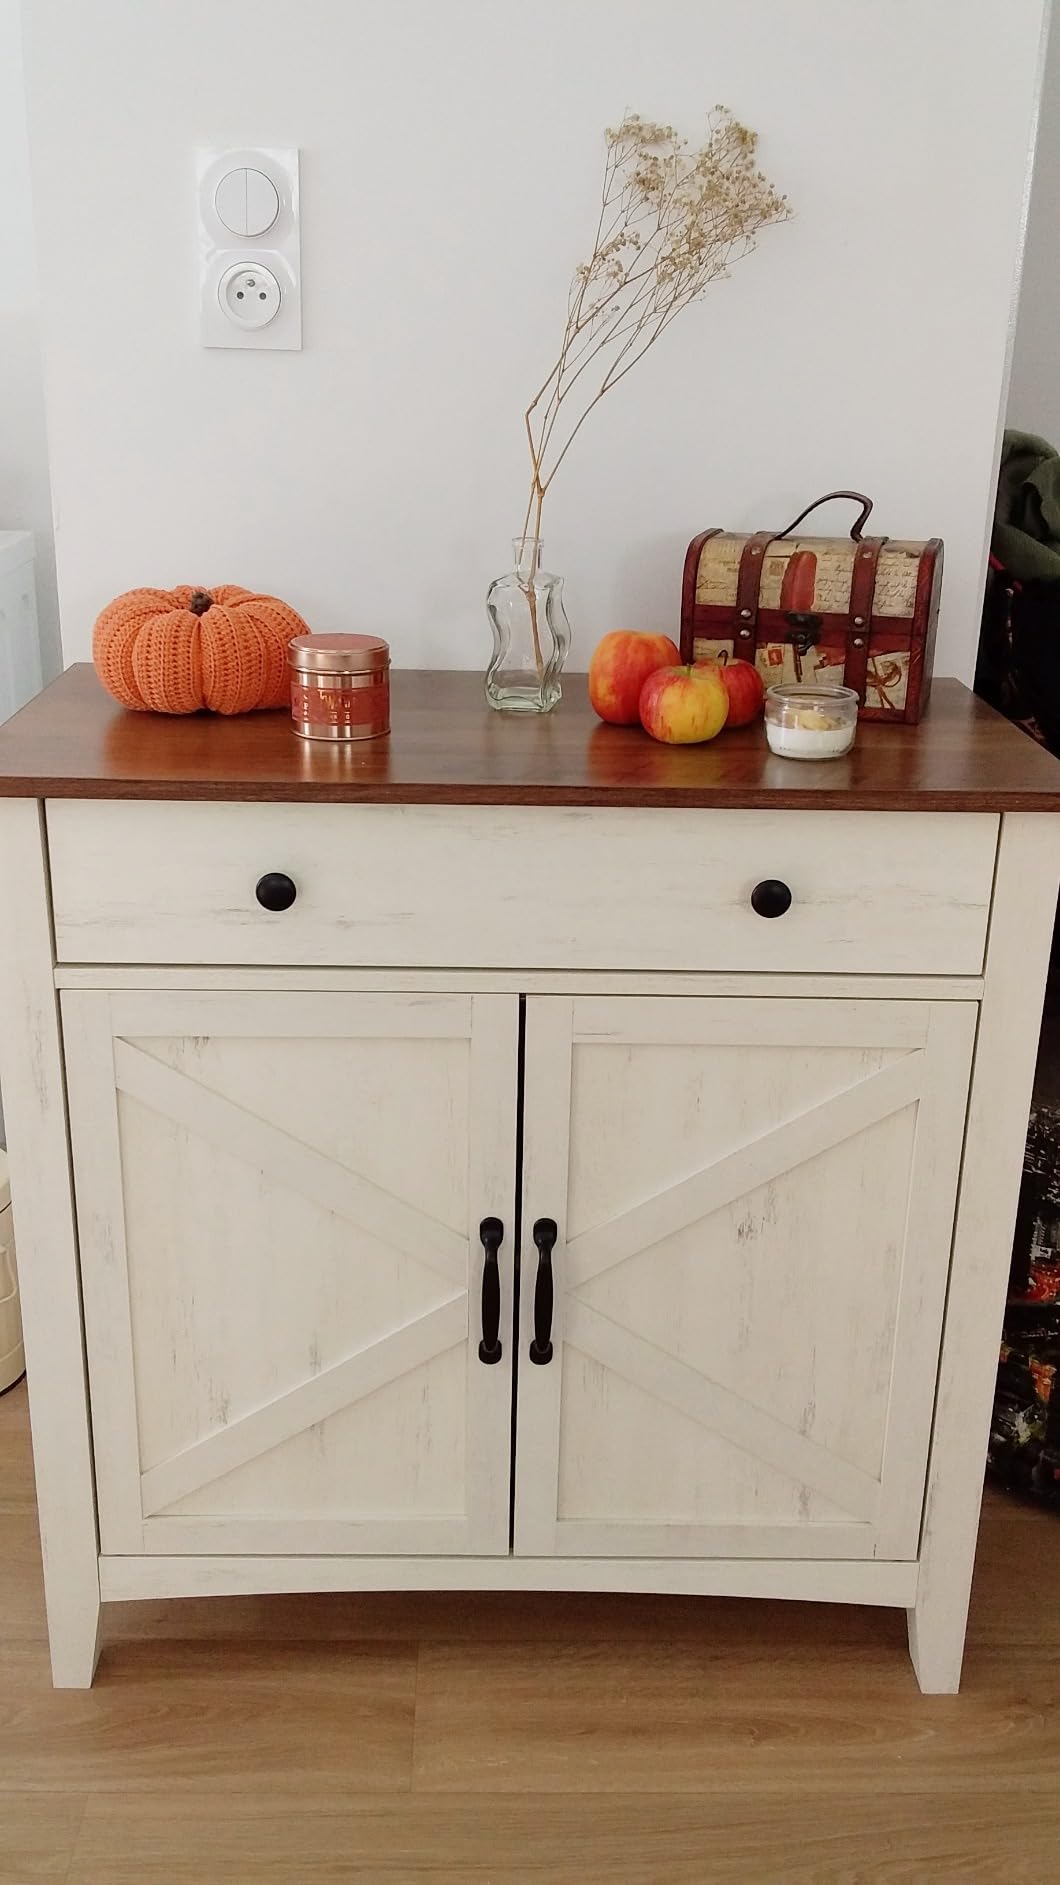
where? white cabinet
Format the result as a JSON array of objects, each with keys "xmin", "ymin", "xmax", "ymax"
[
  {"xmin": 3, "ymin": 675, "xmax": 1060, "ymax": 1695},
  {"xmin": 63, "ymin": 982, "xmax": 974, "ymax": 1574},
  {"xmin": 62, "ymin": 990, "xmax": 519, "ymax": 1558},
  {"xmin": 514, "ymin": 996, "xmax": 975, "ymax": 1561}
]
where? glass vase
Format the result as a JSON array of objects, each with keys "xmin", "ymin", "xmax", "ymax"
[{"xmin": 485, "ymin": 537, "xmax": 570, "ymax": 714}]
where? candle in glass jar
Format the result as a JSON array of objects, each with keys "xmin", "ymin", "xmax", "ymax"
[
  {"xmin": 764, "ymin": 683, "xmax": 858, "ymax": 761},
  {"xmin": 289, "ymin": 634, "xmax": 390, "ymax": 741}
]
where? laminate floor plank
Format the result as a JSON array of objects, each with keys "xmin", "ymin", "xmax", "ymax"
[
  {"xmin": 0, "ymin": 1507, "xmax": 49, "ymax": 1644},
  {"xmin": 0, "ymin": 1637, "xmax": 417, "ymax": 1797},
  {"xmin": 411, "ymin": 1636, "xmax": 1060, "ymax": 1796},
  {"xmin": 61, "ymin": 1790, "xmax": 1060, "ymax": 1884},
  {"xmin": 0, "ymin": 1793, "xmax": 86, "ymax": 1880},
  {"xmin": 3, "ymin": 1380, "xmax": 1060, "ymax": 1880},
  {"xmin": 0, "ymin": 1379, "xmax": 37, "ymax": 1512},
  {"xmin": 968, "ymin": 1492, "xmax": 1060, "ymax": 1652}
]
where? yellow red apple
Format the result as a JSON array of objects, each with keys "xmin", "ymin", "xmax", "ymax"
[
  {"xmin": 589, "ymin": 630, "xmax": 681, "ymax": 725},
  {"xmin": 638, "ymin": 662, "xmax": 729, "ymax": 745},
  {"xmin": 716, "ymin": 656, "xmax": 765, "ymax": 727}
]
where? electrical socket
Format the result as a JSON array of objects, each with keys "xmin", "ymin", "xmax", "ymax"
[
  {"xmin": 218, "ymin": 262, "xmax": 282, "ymax": 330},
  {"xmin": 198, "ymin": 147, "xmax": 301, "ymax": 350}
]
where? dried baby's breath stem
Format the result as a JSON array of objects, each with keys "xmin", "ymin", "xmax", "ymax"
[
  {"xmin": 521, "ymin": 107, "xmax": 788, "ymax": 560},
  {"xmin": 519, "ymin": 479, "xmax": 546, "ymax": 678}
]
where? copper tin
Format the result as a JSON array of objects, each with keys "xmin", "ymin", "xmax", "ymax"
[{"xmin": 288, "ymin": 634, "xmax": 390, "ymax": 742}]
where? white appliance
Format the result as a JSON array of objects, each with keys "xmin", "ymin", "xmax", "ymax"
[
  {"xmin": 0, "ymin": 1150, "xmax": 22, "ymax": 1393},
  {"xmin": 0, "ymin": 531, "xmax": 38, "ymax": 1386},
  {"xmin": 0, "ymin": 531, "xmax": 43, "ymax": 723}
]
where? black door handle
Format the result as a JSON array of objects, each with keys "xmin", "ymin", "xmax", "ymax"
[
  {"xmin": 478, "ymin": 1217, "xmax": 503, "ymax": 1365},
  {"xmin": 529, "ymin": 1217, "xmax": 557, "ymax": 1365}
]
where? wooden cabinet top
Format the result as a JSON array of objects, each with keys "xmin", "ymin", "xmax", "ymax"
[{"xmin": 2, "ymin": 664, "xmax": 1060, "ymax": 811}]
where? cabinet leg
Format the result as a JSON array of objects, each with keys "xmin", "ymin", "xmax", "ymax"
[
  {"xmin": 907, "ymin": 817, "xmax": 1060, "ymax": 1699},
  {"xmin": 45, "ymin": 1589, "xmax": 103, "ymax": 1690},
  {"xmin": 0, "ymin": 807, "xmax": 105, "ymax": 1693},
  {"xmin": 906, "ymin": 1596, "xmax": 966, "ymax": 1695}
]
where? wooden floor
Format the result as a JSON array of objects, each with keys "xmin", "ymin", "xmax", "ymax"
[{"xmin": 1, "ymin": 1380, "xmax": 1059, "ymax": 1882}]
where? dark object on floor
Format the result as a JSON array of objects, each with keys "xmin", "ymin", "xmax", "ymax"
[
  {"xmin": 987, "ymin": 1102, "xmax": 1060, "ymax": 1505},
  {"xmin": 980, "ymin": 432, "xmax": 1060, "ymax": 1504}
]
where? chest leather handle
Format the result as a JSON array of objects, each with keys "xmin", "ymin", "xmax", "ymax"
[{"xmin": 776, "ymin": 491, "xmax": 874, "ymax": 542}]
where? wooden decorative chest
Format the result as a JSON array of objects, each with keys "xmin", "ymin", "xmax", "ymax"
[{"xmin": 681, "ymin": 490, "xmax": 942, "ymax": 721}]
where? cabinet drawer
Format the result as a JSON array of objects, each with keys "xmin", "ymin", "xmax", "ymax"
[{"xmin": 46, "ymin": 801, "xmax": 997, "ymax": 974}]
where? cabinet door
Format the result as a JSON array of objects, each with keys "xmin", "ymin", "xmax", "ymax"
[
  {"xmin": 515, "ymin": 996, "xmax": 976, "ymax": 1561},
  {"xmin": 63, "ymin": 990, "xmax": 518, "ymax": 1557}
]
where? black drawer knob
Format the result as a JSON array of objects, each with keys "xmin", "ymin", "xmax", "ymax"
[
  {"xmin": 255, "ymin": 872, "xmax": 297, "ymax": 913},
  {"xmin": 750, "ymin": 879, "xmax": 792, "ymax": 919}
]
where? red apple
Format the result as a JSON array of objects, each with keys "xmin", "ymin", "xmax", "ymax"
[
  {"xmin": 638, "ymin": 662, "xmax": 729, "ymax": 745},
  {"xmin": 715, "ymin": 656, "xmax": 765, "ymax": 727},
  {"xmin": 589, "ymin": 630, "xmax": 681, "ymax": 725}
]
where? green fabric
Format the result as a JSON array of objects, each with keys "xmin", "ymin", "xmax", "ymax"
[{"xmin": 994, "ymin": 430, "xmax": 1060, "ymax": 583}]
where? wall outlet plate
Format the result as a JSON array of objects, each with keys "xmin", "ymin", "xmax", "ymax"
[
  {"xmin": 198, "ymin": 147, "xmax": 301, "ymax": 350},
  {"xmin": 217, "ymin": 262, "xmax": 283, "ymax": 330}
]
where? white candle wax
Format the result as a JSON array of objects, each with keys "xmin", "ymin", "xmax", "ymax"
[{"xmin": 766, "ymin": 720, "xmax": 854, "ymax": 760}]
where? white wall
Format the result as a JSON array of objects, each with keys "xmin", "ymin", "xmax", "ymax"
[
  {"xmin": 1009, "ymin": 3, "xmax": 1060, "ymax": 444},
  {"xmin": 22, "ymin": 0, "xmax": 1048, "ymax": 683},
  {"xmin": 0, "ymin": 0, "xmax": 60, "ymax": 682}
]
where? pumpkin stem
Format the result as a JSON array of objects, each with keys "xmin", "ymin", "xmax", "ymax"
[{"xmin": 188, "ymin": 589, "xmax": 213, "ymax": 616}]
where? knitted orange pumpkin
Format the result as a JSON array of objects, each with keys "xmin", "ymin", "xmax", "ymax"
[{"xmin": 93, "ymin": 584, "xmax": 311, "ymax": 715}]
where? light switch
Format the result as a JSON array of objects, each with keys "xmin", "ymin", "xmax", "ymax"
[
  {"xmin": 197, "ymin": 147, "xmax": 300, "ymax": 350},
  {"xmin": 214, "ymin": 166, "xmax": 280, "ymax": 238}
]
